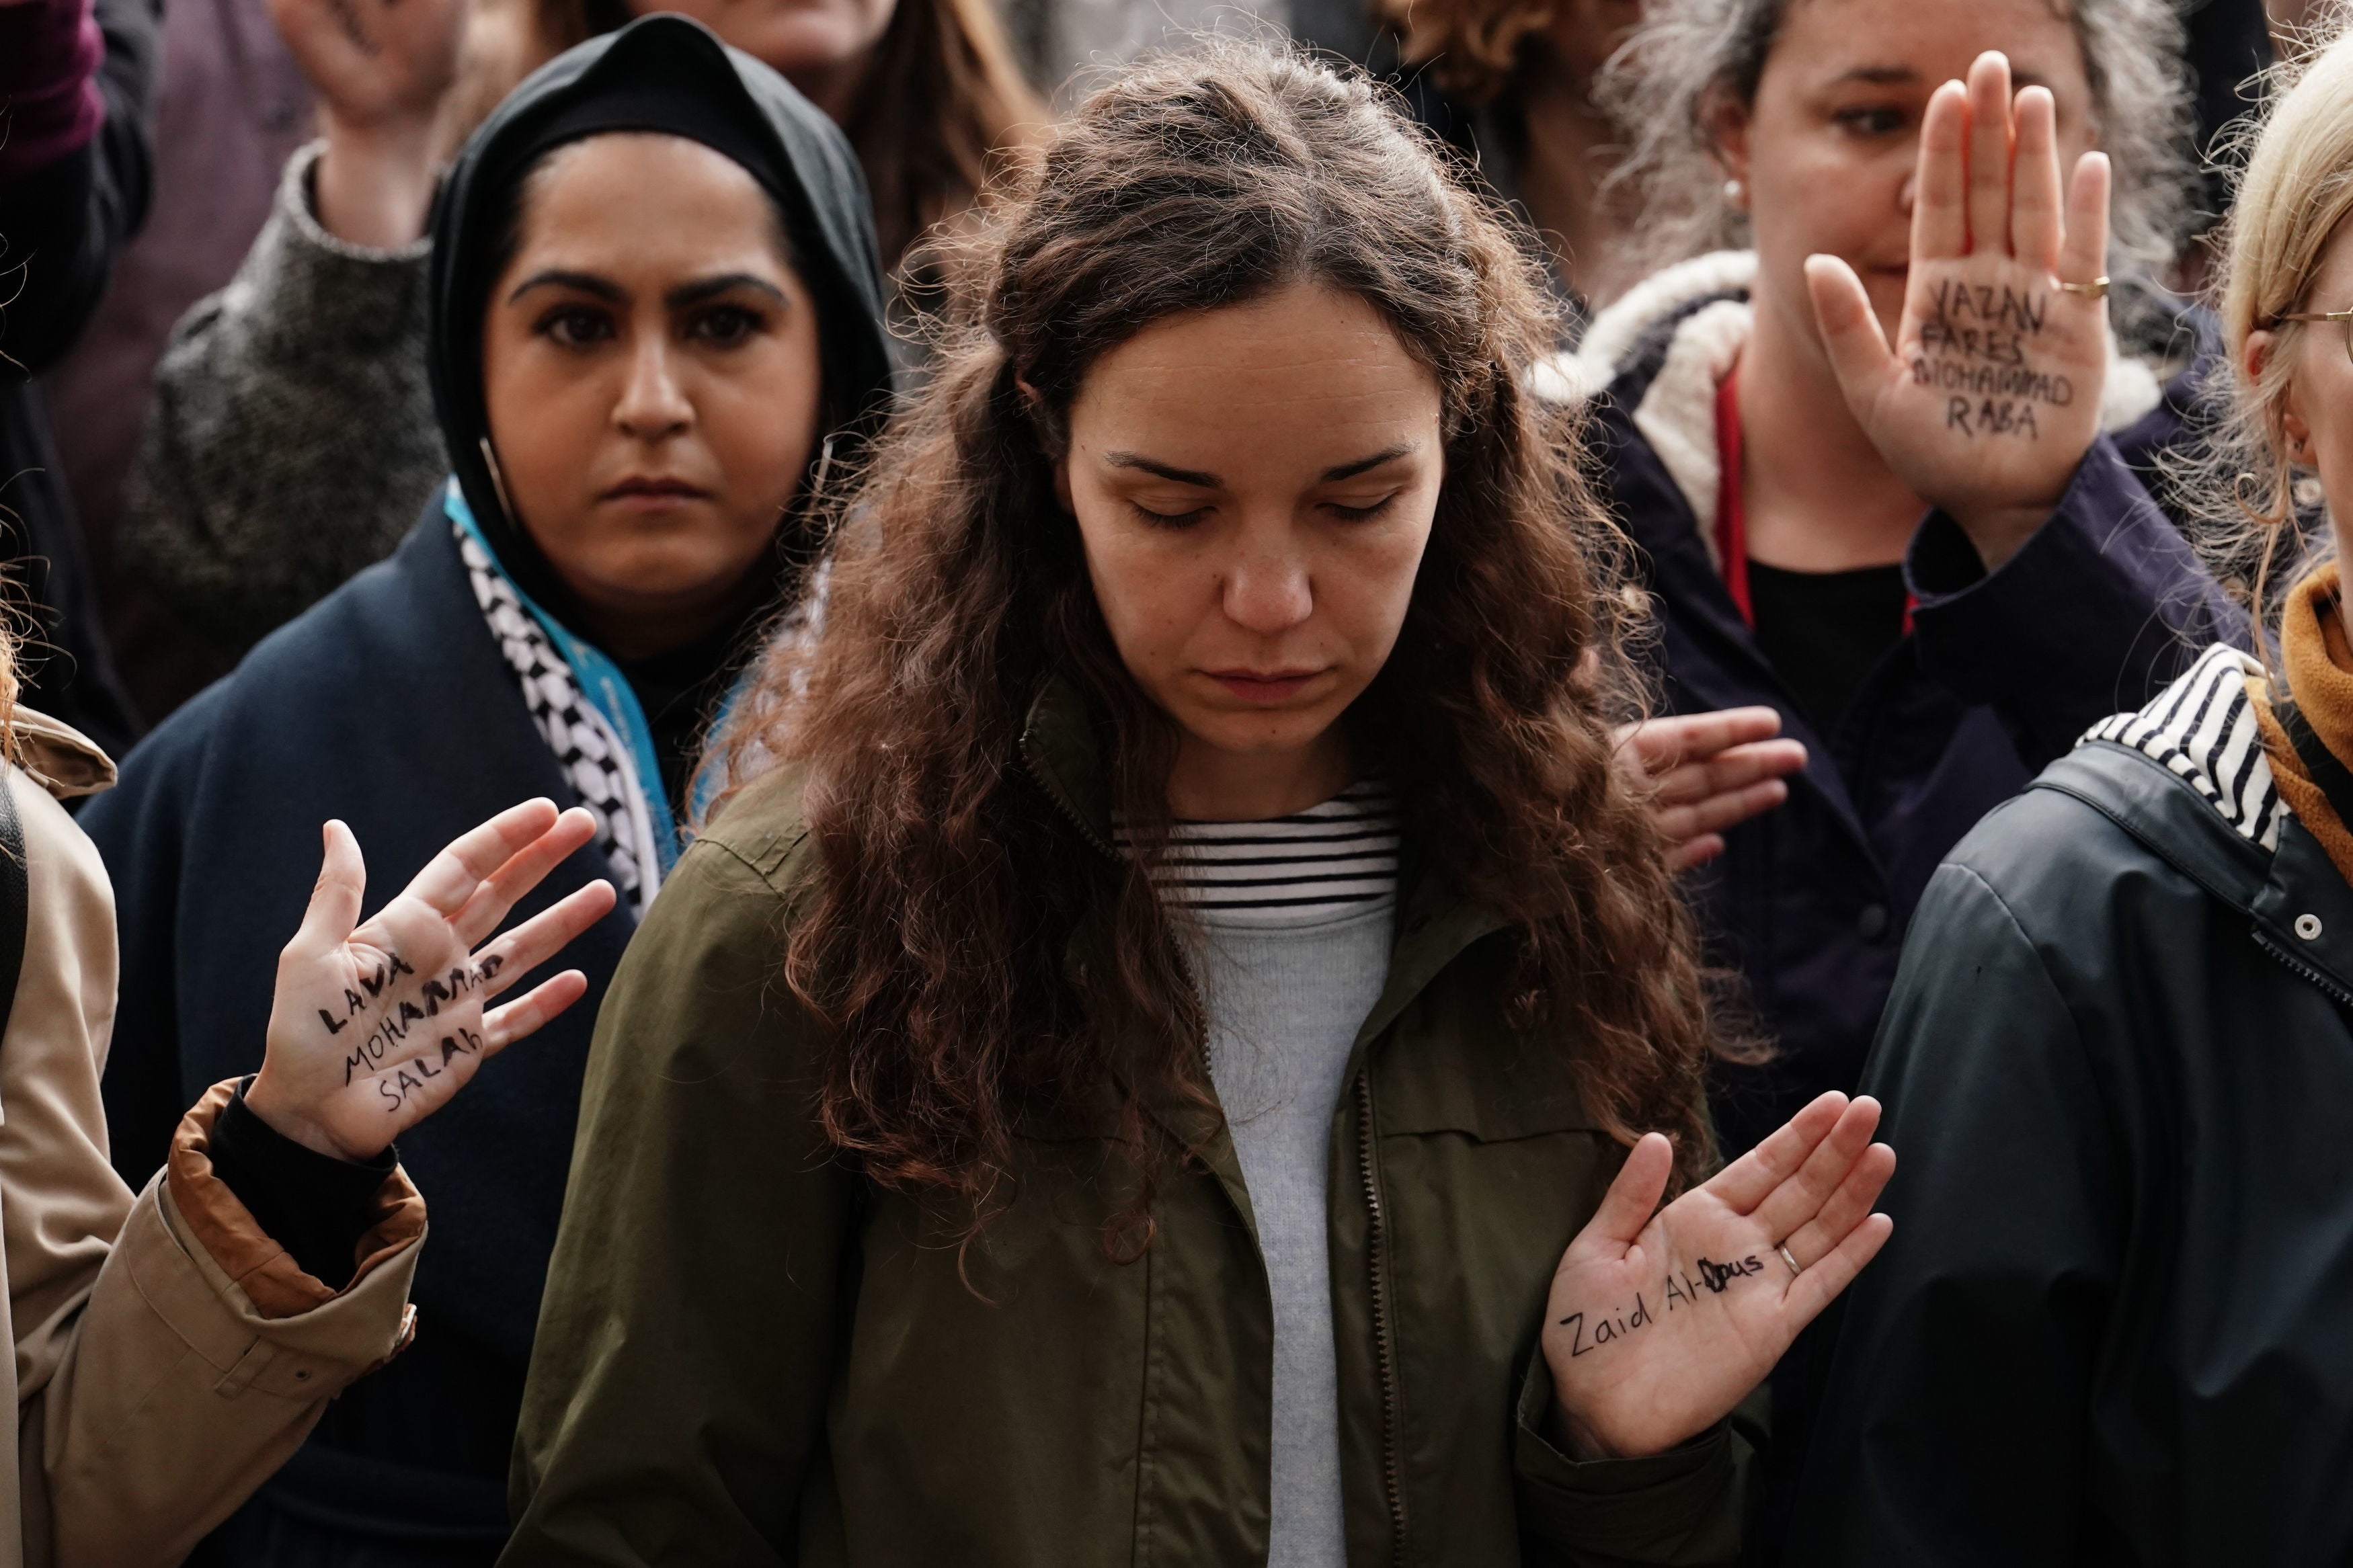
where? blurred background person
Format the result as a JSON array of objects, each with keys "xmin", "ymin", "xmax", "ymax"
[
  {"xmin": 114, "ymin": 0, "xmax": 1036, "ymax": 686},
  {"xmin": 33, "ymin": 0, "xmax": 311, "ymax": 727},
  {"xmin": 0, "ymin": 0, "xmax": 153, "ymax": 759},
  {"xmin": 1794, "ymin": 20, "xmax": 2353, "ymax": 1557},
  {"xmin": 92, "ymin": 17, "xmax": 895, "ymax": 1563},
  {"xmin": 1380, "ymin": 0, "xmax": 1642, "ymax": 336}
]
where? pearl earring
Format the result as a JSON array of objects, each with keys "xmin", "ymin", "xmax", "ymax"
[{"xmin": 1723, "ymin": 177, "xmax": 1745, "ymax": 206}]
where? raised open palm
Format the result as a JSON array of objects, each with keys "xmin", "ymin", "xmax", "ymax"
[
  {"xmin": 1542, "ymin": 1092, "xmax": 1894, "ymax": 1458},
  {"xmin": 1805, "ymin": 50, "xmax": 2110, "ymax": 570},
  {"xmin": 246, "ymin": 800, "xmax": 616, "ymax": 1161}
]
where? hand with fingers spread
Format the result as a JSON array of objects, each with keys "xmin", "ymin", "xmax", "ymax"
[
  {"xmin": 245, "ymin": 799, "xmax": 617, "ymax": 1161},
  {"xmin": 1804, "ymin": 50, "xmax": 2110, "ymax": 571},
  {"xmin": 1617, "ymin": 707, "xmax": 1808, "ymax": 872},
  {"xmin": 1541, "ymin": 1092, "xmax": 1895, "ymax": 1459}
]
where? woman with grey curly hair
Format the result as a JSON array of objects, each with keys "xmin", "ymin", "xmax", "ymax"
[{"xmin": 1550, "ymin": 0, "xmax": 2241, "ymax": 1397}]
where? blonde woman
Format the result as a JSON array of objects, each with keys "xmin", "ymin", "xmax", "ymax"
[
  {"xmin": 1789, "ymin": 25, "xmax": 2353, "ymax": 1560},
  {"xmin": 0, "ymin": 623, "xmax": 610, "ymax": 1565}
]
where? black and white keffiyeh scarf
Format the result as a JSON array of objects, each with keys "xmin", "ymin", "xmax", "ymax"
[{"xmin": 455, "ymin": 521, "xmax": 663, "ymax": 917}]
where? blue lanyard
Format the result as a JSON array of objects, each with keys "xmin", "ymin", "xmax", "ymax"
[{"xmin": 446, "ymin": 482, "xmax": 683, "ymax": 876}]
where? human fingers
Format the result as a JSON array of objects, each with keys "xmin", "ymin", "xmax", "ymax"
[
  {"xmin": 476, "ymin": 880, "xmax": 618, "ymax": 1001},
  {"xmin": 1666, "ymin": 834, "xmax": 1725, "ymax": 873},
  {"xmin": 448, "ymin": 807, "xmax": 600, "ymax": 949},
  {"xmin": 1749, "ymin": 1096, "xmax": 1886, "ymax": 1242},
  {"xmin": 1964, "ymin": 52, "xmax": 2014, "ymax": 255},
  {"xmin": 1783, "ymin": 1210, "xmax": 1895, "ymax": 1323},
  {"xmin": 1704, "ymin": 1091, "xmax": 1849, "ymax": 1212},
  {"xmin": 1912, "ymin": 79, "xmax": 1969, "ymax": 260},
  {"xmin": 481, "ymin": 970, "xmax": 592, "ymax": 1053},
  {"xmin": 1779, "ymin": 1142, "xmax": 1897, "ymax": 1268},
  {"xmin": 399, "ymin": 799, "xmax": 562, "ymax": 918},
  {"xmin": 284, "ymin": 821, "xmax": 367, "ymax": 960},
  {"xmin": 2009, "ymin": 85, "xmax": 2063, "ymax": 271},
  {"xmin": 1655, "ymin": 778, "xmax": 1790, "ymax": 846},
  {"xmin": 2059, "ymin": 152, "xmax": 2111, "ymax": 290},
  {"xmin": 1805, "ymin": 255, "xmax": 1899, "ymax": 402},
  {"xmin": 1574, "ymin": 1132, "xmax": 1675, "ymax": 1252},
  {"xmin": 1619, "ymin": 708, "xmax": 1786, "ymax": 777},
  {"xmin": 1651, "ymin": 737, "xmax": 1808, "ymax": 807}
]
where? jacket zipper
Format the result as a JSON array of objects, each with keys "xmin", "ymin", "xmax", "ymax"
[
  {"xmin": 1356, "ymin": 1069, "xmax": 1409, "ymax": 1564},
  {"xmin": 2253, "ymin": 925, "xmax": 2353, "ymax": 1008}
]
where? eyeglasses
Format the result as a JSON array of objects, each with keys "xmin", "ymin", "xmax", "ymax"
[{"xmin": 2276, "ymin": 309, "xmax": 2353, "ymax": 363}]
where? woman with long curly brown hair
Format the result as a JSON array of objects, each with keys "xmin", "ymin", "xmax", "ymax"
[{"xmin": 508, "ymin": 44, "xmax": 1892, "ymax": 1565}]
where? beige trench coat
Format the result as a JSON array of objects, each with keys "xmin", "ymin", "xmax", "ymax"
[{"xmin": 0, "ymin": 711, "xmax": 424, "ymax": 1568}]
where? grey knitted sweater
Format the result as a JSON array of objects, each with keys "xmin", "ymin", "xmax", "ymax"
[{"xmin": 122, "ymin": 142, "xmax": 446, "ymax": 655}]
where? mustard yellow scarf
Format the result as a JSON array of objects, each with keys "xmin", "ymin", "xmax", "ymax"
[{"xmin": 2254, "ymin": 561, "xmax": 2353, "ymax": 880}]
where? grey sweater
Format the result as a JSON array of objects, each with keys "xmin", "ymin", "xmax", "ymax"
[
  {"xmin": 1190, "ymin": 901, "xmax": 1393, "ymax": 1568},
  {"xmin": 122, "ymin": 142, "xmax": 444, "ymax": 655},
  {"xmin": 1139, "ymin": 780, "xmax": 1402, "ymax": 1568}
]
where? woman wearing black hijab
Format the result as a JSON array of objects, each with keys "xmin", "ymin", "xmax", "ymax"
[{"xmin": 85, "ymin": 15, "xmax": 895, "ymax": 1562}]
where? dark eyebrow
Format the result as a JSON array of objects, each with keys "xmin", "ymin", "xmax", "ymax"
[
  {"xmin": 506, "ymin": 269, "xmax": 625, "ymax": 305},
  {"xmin": 1825, "ymin": 64, "xmax": 2057, "ymax": 93},
  {"xmin": 1826, "ymin": 65, "xmax": 1917, "ymax": 87},
  {"xmin": 666, "ymin": 273, "xmax": 789, "ymax": 311},
  {"xmin": 1103, "ymin": 444, "xmax": 1419, "ymax": 488},
  {"xmin": 1320, "ymin": 444, "xmax": 1415, "ymax": 482},
  {"xmin": 1106, "ymin": 452, "xmax": 1220, "ymax": 487}
]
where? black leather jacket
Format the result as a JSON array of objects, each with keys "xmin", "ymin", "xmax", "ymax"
[{"xmin": 1792, "ymin": 643, "xmax": 2353, "ymax": 1562}]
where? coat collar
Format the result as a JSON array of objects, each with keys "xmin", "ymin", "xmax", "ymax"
[
  {"xmin": 9, "ymin": 709, "xmax": 114, "ymax": 800},
  {"xmin": 1542, "ymin": 249, "xmax": 2172, "ymax": 561},
  {"xmin": 2051, "ymin": 644, "xmax": 2353, "ymax": 1005}
]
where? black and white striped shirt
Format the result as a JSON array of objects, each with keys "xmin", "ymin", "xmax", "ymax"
[
  {"xmin": 2078, "ymin": 643, "xmax": 2282, "ymax": 850},
  {"xmin": 1118, "ymin": 779, "xmax": 1402, "ymax": 926}
]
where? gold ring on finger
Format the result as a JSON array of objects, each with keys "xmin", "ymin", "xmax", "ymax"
[
  {"xmin": 2057, "ymin": 276, "xmax": 2110, "ymax": 299},
  {"xmin": 1777, "ymin": 1242, "xmax": 1804, "ymax": 1277}
]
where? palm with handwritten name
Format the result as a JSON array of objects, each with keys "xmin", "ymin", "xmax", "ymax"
[
  {"xmin": 1806, "ymin": 50, "xmax": 2109, "ymax": 570},
  {"xmin": 246, "ymin": 800, "xmax": 616, "ymax": 1161},
  {"xmin": 1542, "ymin": 1092, "xmax": 1894, "ymax": 1458}
]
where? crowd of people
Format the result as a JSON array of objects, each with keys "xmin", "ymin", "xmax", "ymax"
[{"xmin": 2, "ymin": 0, "xmax": 2350, "ymax": 1559}]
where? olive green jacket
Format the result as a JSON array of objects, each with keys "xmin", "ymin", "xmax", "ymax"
[{"xmin": 506, "ymin": 685, "xmax": 1751, "ymax": 1567}]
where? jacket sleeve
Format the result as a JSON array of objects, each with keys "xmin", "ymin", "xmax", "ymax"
[
  {"xmin": 0, "ymin": 0, "xmax": 158, "ymax": 380},
  {"xmin": 1784, "ymin": 858, "xmax": 2122, "ymax": 1565},
  {"xmin": 1905, "ymin": 436, "xmax": 2242, "ymax": 769},
  {"xmin": 2, "ymin": 773, "xmax": 422, "ymax": 1568},
  {"xmin": 506, "ymin": 833, "xmax": 856, "ymax": 1565},
  {"xmin": 1511, "ymin": 1368, "xmax": 1755, "ymax": 1566},
  {"xmin": 119, "ymin": 141, "xmax": 445, "ymax": 656}
]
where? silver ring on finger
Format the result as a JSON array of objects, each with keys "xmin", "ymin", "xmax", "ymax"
[
  {"xmin": 1777, "ymin": 1242, "xmax": 1804, "ymax": 1277},
  {"xmin": 2057, "ymin": 275, "xmax": 2110, "ymax": 299}
]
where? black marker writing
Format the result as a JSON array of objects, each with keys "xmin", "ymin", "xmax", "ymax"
[
  {"xmin": 338, "ymin": 955, "xmax": 507, "ymax": 1083},
  {"xmin": 374, "ymin": 1028, "xmax": 483, "ymax": 1115},
  {"xmin": 1558, "ymin": 1255, "xmax": 1769, "ymax": 1356},
  {"xmin": 1909, "ymin": 280, "xmax": 2070, "ymax": 442}
]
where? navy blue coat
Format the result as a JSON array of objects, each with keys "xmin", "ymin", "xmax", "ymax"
[
  {"xmin": 88, "ymin": 515, "xmax": 636, "ymax": 1539},
  {"xmin": 1592, "ymin": 298, "xmax": 2241, "ymax": 1161}
]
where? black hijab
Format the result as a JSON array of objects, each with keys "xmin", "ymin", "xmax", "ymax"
[{"xmin": 423, "ymin": 14, "xmax": 895, "ymax": 797}]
